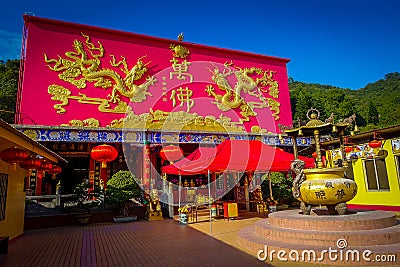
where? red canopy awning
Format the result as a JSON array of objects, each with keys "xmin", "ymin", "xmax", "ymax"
[
  {"xmin": 162, "ymin": 140, "xmax": 315, "ymax": 175},
  {"xmin": 161, "ymin": 146, "xmax": 218, "ymax": 175}
]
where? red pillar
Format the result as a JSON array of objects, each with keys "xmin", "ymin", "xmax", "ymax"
[
  {"xmin": 36, "ymin": 171, "xmax": 43, "ymax": 195},
  {"xmin": 143, "ymin": 141, "xmax": 151, "ymax": 193}
]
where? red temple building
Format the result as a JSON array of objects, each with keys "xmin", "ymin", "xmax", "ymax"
[{"xmin": 14, "ymin": 15, "xmax": 311, "ymax": 210}]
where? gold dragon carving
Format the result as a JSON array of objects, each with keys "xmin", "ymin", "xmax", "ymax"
[
  {"xmin": 44, "ymin": 32, "xmax": 279, "ymax": 131},
  {"xmin": 44, "ymin": 33, "xmax": 157, "ymax": 114},
  {"xmin": 205, "ymin": 61, "xmax": 280, "ymax": 121}
]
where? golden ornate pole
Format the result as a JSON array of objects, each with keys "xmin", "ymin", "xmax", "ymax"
[
  {"xmin": 313, "ymin": 129, "xmax": 323, "ymax": 169},
  {"xmin": 268, "ymin": 173, "xmax": 273, "ymax": 200},
  {"xmin": 292, "ymin": 136, "xmax": 299, "ymax": 160},
  {"xmin": 339, "ymin": 130, "xmax": 348, "ymax": 168}
]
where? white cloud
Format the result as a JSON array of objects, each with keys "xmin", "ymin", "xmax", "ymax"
[{"xmin": 0, "ymin": 29, "xmax": 22, "ymax": 60}]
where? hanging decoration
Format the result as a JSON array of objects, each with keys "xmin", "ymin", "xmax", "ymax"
[
  {"xmin": 345, "ymin": 146, "xmax": 353, "ymax": 153},
  {"xmin": 48, "ymin": 165, "xmax": 62, "ymax": 179},
  {"xmin": 91, "ymin": 144, "xmax": 118, "ymax": 168},
  {"xmin": 19, "ymin": 157, "xmax": 42, "ymax": 170},
  {"xmin": 0, "ymin": 147, "xmax": 29, "ymax": 171},
  {"xmin": 20, "ymin": 157, "xmax": 42, "ymax": 179},
  {"xmin": 159, "ymin": 145, "xmax": 183, "ymax": 163},
  {"xmin": 368, "ymin": 140, "xmax": 382, "ymax": 149},
  {"xmin": 39, "ymin": 160, "xmax": 53, "ymax": 172}
]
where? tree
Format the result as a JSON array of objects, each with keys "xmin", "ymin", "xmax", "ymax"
[
  {"xmin": 367, "ymin": 101, "xmax": 379, "ymax": 125},
  {"xmin": 384, "ymin": 72, "xmax": 400, "ymax": 81},
  {"xmin": 106, "ymin": 170, "xmax": 142, "ymax": 217},
  {"xmin": 0, "ymin": 59, "xmax": 20, "ymax": 123},
  {"xmin": 292, "ymin": 88, "xmax": 313, "ymax": 123},
  {"xmin": 261, "ymin": 172, "xmax": 294, "ymax": 204}
]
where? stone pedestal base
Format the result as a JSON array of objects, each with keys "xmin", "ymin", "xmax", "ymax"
[{"xmin": 238, "ymin": 209, "xmax": 400, "ymax": 265}]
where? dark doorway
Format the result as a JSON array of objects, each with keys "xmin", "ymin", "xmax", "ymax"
[{"xmin": 59, "ymin": 156, "xmax": 90, "ymax": 194}]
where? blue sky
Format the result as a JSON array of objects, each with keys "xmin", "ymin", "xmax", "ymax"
[{"xmin": 1, "ymin": 0, "xmax": 399, "ymax": 90}]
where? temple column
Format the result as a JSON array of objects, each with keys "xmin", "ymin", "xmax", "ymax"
[
  {"xmin": 244, "ymin": 176, "xmax": 250, "ymax": 211},
  {"xmin": 143, "ymin": 141, "xmax": 151, "ymax": 194}
]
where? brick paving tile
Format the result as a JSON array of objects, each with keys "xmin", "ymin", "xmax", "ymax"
[{"xmin": 0, "ymin": 218, "xmax": 270, "ymax": 267}]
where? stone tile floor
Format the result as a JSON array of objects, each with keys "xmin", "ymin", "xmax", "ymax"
[
  {"xmin": 1, "ymin": 210, "xmax": 398, "ymax": 266},
  {"xmin": 0, "ymin": 214, "xmax": 269, "ymax": 267}
]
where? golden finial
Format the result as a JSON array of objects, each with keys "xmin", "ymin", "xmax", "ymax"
[{"xmin": 178, "ymin": 32, "xmax": 184, "ymax": 41}]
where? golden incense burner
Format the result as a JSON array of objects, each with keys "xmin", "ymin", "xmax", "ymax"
[{"xmin": 285, "ymin": 108, "xmax": 358, "ymax": 215}]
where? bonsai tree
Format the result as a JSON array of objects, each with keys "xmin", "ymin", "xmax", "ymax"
[
  {"xmin": 63, "ymin": 181, "xmax": 101, "ymax": 213},
  {"xmin": 106, "ymin": 170, "xmax": 143, "ymax": 217}
]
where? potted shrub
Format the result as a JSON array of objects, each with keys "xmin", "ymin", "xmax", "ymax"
[{"xmin": 106, "ymin": 170, "xmax": 143, "ymax": 222}]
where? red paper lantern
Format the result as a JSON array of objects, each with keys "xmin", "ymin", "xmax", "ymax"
[
  {"xmin": 48, "ymin": 165, "xmax": 62, "ymax": 175},
  {"xmin": 91, "ymin": 144, "xmax": 118, "ymax": 168},
  {"xmin": 0, "ymin": 147, "xmax": 29, "ymax": 170},
  {"xmin": 19, "ymin": 158, "xmax": 42, "ymax": 170},
  {"xmin": 368, "ymin": 140, "xmax": 382, "ymax": 149},
  {"xmin": 159, "ymin": 145, "xmax": 183, "ymax": 163},
  {"xmin": 345, "ymin": 146, "xmax": 353, "ymax": 153},
  {"xmin": 39, "ymin": 161, "xmax": 53, "ymax": 172},
  {"xmin": 48, "ymin": 165, "xmax": 62, "ymax": 179}
]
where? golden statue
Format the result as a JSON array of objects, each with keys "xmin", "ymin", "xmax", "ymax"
[{"xmin": 146, "ymin": 189, "xmax": 163, "ymax": 221}]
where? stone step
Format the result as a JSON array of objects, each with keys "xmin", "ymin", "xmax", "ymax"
[
  {"xmin": 268, "ymin": 209, "xmax": 398, "ymax": 231},
  {"xmin": 254, "ymin": 219, "xmax": 400, "ymax": 246},
  {"xmin": 238, "ymin": 225, "xmax": 400, "ymax": 266}
]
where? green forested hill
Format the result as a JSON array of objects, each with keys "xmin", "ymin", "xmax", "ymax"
[
  {"xmin": 353, "ymin": 72, "xmax": 400, "ymax": 129},
  {"xmin": 288, "ymin": 72, "xmax": 400, "ymax": 131},
  {"xmin": 1, "ymin": 59, "xmax": 399, "ymax": 132},
  {"xmin": 0, "ymin": 59, "xmax": 19, "ymax": 123}
]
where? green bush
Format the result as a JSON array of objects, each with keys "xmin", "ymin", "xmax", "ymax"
[{"xmin": 106, "ymin": 170, "xmax": 142, "ymax": 217}]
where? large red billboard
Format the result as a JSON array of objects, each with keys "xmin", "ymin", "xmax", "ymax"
[{"xmin": 18, "ymin": 15, "xmax": 292, "ymax": 134}]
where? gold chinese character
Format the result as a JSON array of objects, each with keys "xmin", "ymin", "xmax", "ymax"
[
  {"xmin": 169, "ymin": 58, "xmax": 193, "ymax": 82},
  {"xmin": 170, "ymin": 87, "xmax": 194, "ymax": 112}
]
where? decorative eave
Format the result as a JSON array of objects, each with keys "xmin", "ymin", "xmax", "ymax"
[
  {"xmin": 285, "ymin": 122, "xmax": 349, "ymax": 137},
  {"xmin": 12, "ymin": 124, "xmax": 311, "ymax": 146},
  {"xmin": 321, "ymin": 124, "xmax": 400, "ymax": 148},
  {"xmin": 284, "ymin": 110, "xmax": 350, "ymax": 138},
  {"xmin": 1, "ymin": 119, "xmax": 66, "ymax": 163}
]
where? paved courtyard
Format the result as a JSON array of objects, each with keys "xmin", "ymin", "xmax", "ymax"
[
  {"xmin": 2, "ymin": 211, "xmax": 399, "ymax": 266},
  {"xmin": 0, "ymin": 216, "xmax": 270, "ymax": 267}
]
